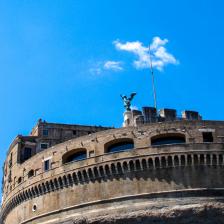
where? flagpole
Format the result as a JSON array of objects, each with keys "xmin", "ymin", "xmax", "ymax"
[{"xmin": 149, "ymin": 45, "xmax": 157, "ymax": 110}]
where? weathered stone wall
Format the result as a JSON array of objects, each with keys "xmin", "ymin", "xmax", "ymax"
[{"xmin": 1, "ymin": 120, "xmax": 224, "ymax": 224}]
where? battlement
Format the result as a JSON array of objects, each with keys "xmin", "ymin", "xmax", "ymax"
[{"xmin": 123, "ymin": 107, "xmax": 202, "ymax": 127}]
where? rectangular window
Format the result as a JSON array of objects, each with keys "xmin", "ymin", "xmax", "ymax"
[
  {"xmin": 203, "ymin": 132, "xmax": 213, "ymax": 142},
  {"xmin": 73, "ymin": 130, "xmax": 77, "ymax": 135},
  {"xmin": 40, "ymin": 143, "xmax": 48, "ymax": 149},
  {"xmin": 44, "ymin": 160, "xmax": 50, "ymax": 171},
  {"xmin": 24, "ymin": 147, "xmax": 32, "ymax": 160},
  {"xmin": 43, "ymin": 129, "xmax": 48, "ymax": 136}
]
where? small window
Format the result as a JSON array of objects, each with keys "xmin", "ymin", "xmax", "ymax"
[
  {"xmin": 73, "ymin": 130, "xmax": 77, "ymax": 135},
  {"xmin": 44, "ymin": 160, "xmax": 50, "ymax": 171},
  {"xmin": 28, "ymin": 170, "xmax": 34, "ymax": 178},
  {"xmin": 203, "ymin": 132, "xmax": 213, "ymax": 143},
  {"xmin": 40, "ymin": 143, "xmax": 48, "ymax": 149},
  {"xmin": 32, "ymin": 204, "xmax": 37, "ymax": 212},
  {"xmin": 43, "ymin": 129, "xmax": 48, "ymax": 136}
]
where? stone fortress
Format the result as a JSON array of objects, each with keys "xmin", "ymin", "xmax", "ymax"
[{"xmin": 1, "ymin": 104, "xmax": 224, "ymax": 223}]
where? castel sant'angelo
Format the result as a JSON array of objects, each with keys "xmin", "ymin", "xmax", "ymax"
[{"xmin": 1, "ymin": 92, "xmax": 224, "ymax": 224}]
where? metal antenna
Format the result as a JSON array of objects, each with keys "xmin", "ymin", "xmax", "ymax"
[{"xmin": 149, "ymin": 44, "xmax": 157, "ymax": 110}]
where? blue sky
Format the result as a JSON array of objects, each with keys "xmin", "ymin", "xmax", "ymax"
[{"xmin": 0, "ymin": 0, "xmax": 224, "ymax": 194}]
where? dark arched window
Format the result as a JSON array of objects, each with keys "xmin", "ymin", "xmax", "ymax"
[
  {"xmin": 62, "ymin": 149, "xmax": 87, "ymax": 164},
  {"xmin": 151, "ymin": 133, "xmax": 186, "ymax": 146},
  {"xmin": 105, "ymin": 139, "xmax": 134, "ymax": 153},
  {"xmin": 28, "ymin": 170, "xmax": 34, "ymax": 178}
]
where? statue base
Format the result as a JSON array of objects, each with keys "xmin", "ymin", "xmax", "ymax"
[{"xmin": 123, "ymin": 111, "xmax": 133, "ymax": 127}]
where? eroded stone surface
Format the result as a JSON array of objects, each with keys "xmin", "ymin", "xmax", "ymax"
[{"xmin": 63, "ymin": 202, "xmax": 224, "ymax": 224}]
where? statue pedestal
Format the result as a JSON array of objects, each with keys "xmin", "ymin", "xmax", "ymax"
[{"xmin": 123, "ymin": 111, "xmax": 133, "ymax": 127}]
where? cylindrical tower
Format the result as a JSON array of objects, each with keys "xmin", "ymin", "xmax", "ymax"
[{"xmin": 1, "ymin": 120, "xmax": 224, "ymax": 224}]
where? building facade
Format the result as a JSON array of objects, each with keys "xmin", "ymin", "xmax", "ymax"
[{"xmin": 1, "ymin": 108, "xmax": 224, "ymax": 224}]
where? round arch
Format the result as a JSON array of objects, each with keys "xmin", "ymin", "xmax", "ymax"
[
  {"xmin": 62, "ymin": 148, "xmax": 87, "ymax": 164},
  {"xmin": 151, "ymin": 133, "xmax": 186, "ymax": 146},
  {"xmin": 104, "ymin": 138, "xmax": 134, "ymax": 153}
]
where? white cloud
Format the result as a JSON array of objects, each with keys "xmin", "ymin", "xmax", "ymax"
[
  {"xmin": 104, "ymin": 61, "xmax": 123, "ymax": 71},
  {"xmin": 113, "ymin": 37, "xmax": 179, "ymax": 71},
  {"xmin": 89, "ymin": 60, "xmax": 123, "ymax": 75}
]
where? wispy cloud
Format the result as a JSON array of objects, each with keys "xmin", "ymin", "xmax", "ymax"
[
  {"xmin": 89, "ymin": 60, "xmax": 123, "ymax": 75},
  {"xmin": 89, "ymin": 61, "xmax": 103, "ymax": 75},
  {"xmin": 104, "ymin": 61, "xmax": 123, "ymax": 71},
  {"xmin": 113, "ymin": 37, "xmax": 179, "ymax": 71}
]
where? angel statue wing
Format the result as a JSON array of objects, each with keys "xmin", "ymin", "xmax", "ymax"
[{"xmin": 129, "ymin": 92, "xmax": 137, "ymax": 101}]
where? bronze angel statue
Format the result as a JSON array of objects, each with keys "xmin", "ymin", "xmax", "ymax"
[{"xmin": 120, "ymin": 92, "xmax": 137, "ymax": 111}]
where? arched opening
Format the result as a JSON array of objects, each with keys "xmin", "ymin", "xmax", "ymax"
[
  {"xmin": 82, "ymin": 170, "xmax": 88, "ymax": 181},
  {"xmin": 62, "ymin": 148, "xmax": 87, "ymax": 164},
  {"xmin": 174, "ymin": 156, "xmax": 179, "ymax": 166},
  {"xmin": 28, "ymin": 170, "xmax": 34, "ymax": 178},
  {"xmin": 212, "ymin": 154, "xmax": 217, "ymax": 165},
  {"xmin": 58, "ymin": 177, "xmax": 63, "ymax": 188},
  {"xmin": 155, "ymin": 157, "xmax": 160, "ymax": 168},
  {"xmin": 135, "ymin": 160, "xmax": 141, "ymax": 171},
  {"xmin": 194, "ymin": 154, "xmax": 199, "ymax": 166},
  {"xmin": 123, "ymin": 161, "xmax": 129, "ymax": 172},
  {"xmin": 219, "ymin": 154, "xmax": 223, "ymax": 165},
  {"xmin": 129, "ymin": 160, "xmax": 135, "ymax": 171},
  {"xmin": 72, "ymin": 173, "xmax": 78, "ymax": 183},
  {"xmin": 93, "ymin": 167, "xmax": 99, "ymax": 178},
  {"xmin": 168, "ymin": 156, "xmax": 173, "ymax": 167},
  {"xmin": 187, "ymin": 155, "xmax": 192, "ymax": 166},
  {"xmin": 151, "ymin": 133, "xmax": 186, "ymax": 146},
  {"xmin": 88, "ymin": 168, "xmax": 94, "ymax": 180},
  {"xmin": 142, "ymin": 159, "xmax": 147, "ymax": 170},
  {"xmin": 105, "ymin": 164, "xmax": 111, "ymax": 176},
  {"xmin": 105, "ymin": 138, "xmax": 134, "ymax": 153},
  {"xmin": 99, "ymin": 166, "xmax": 105, "ymax": 177},
  {"xmin": 148, "ymin": 158, "xmax": 153, "ymax": 169},
  {"xmin": 200, "ymin": 154, "xmax": 205, "ymax": 165},
  {"xmin": 181, "ymin": 155, "xmax": 186, "ymax": 166},
  {"xmin": 206, "ymin": 154, "xmax": 211, "ymax": 165},
  {"xmin": 161, "ymin": 157, "xmax": 166, "ymax": 168},
  {"xmin": 117, "ymin": 162, "xmax": 122, "ymax": 173},
  {"xmin": 111, "ymin": 164, "xmax": 116, "ymax": 174},
  {"xmin": 18, "ymin": 177, "xmax": 22, "ymax": 184}
]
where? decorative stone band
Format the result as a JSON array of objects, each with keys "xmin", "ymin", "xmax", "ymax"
[{"xmin": 1, "ymin": 150, "xmax": 224, "ymax": 222}]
